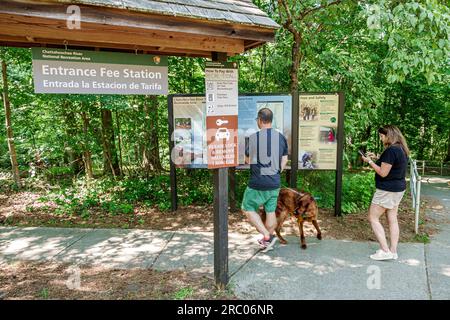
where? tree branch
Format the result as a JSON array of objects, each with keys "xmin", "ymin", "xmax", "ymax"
[{"xmin": 299, "ymin": 0, "xmax": 343, "ymax": 21}]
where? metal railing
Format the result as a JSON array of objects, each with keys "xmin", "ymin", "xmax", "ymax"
[
  {"xmin": 410, "ymin": 159, "xmax": 422, "ymax": 234},
  {"xmin": 415, "ymin": 160, "xmax": 450, "ymax": 176}
]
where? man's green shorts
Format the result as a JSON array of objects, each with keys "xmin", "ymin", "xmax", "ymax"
[{"xmin": 241, "ymin": 186, "xmax": 280, "ymax": 213}]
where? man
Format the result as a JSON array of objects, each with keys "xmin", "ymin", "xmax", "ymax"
[{"xmin": 242, "ymin": 108, "xmax": 289, "ymax": 252}]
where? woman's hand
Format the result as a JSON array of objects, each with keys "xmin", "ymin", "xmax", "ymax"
[
  {"xmin": 362, "ymin": 155, "xmax": 372, "ymax": 163},
  {"xmin": 366, "ymin": 152, "xmax": 379, "ymax": 160}
]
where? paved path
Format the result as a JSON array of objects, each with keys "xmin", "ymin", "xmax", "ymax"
[
  {"xmin": 421, "ymin": 177, "xmax": 450, "ymax": 300},
  {"xmin": 0, "ymin": 177, "xmax": 449, "ymax": 299}
]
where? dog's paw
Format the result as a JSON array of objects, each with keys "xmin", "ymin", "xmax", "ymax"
[
  {"xmin": 301, "ymin": 244, "xmax": 307, "ymax": 250},
  {"xmin": 279, "ymin": 239, "xmax": 288, "ymax": 245},
  {"xmin": 317, "ymin": 234, "xmax": 322, "ymax": 240}
]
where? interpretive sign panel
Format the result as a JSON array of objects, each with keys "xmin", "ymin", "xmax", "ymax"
[{"xmin": 298, "ymin": 93, "xmax": 340, "ymax": 170}]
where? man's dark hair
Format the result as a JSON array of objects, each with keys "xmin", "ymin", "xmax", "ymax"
[{"xmin": 257, "ymin": 108, "xmax": 273, "ymax": 124}]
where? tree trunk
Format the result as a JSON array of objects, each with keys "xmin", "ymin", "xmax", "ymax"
[
  {"xmin": 142, "ymin": 96, "xmax": 163, "ymax": 174},
  {"xmin": 100, "ymin": 107, "xmax": 121, "ymax": 177},
  {"xmin": 445, "ymin": 130, "xmax": 450, "ymax": 163},
  {"xmin": 289, "ymin": 33, "xmax": 302, "ymax": 93},
  {"xmin": 115, "ymin": 110, "xmax": 124, "ymax": 176},
  {"xmin": 81, "ymin": 112, "xmax": 94, "ymax": 180},
  {"xmin": 2, "ymin": 60, "xmax": 21, "ymax": 188},
  {"xmin": 63, "ymin": 101, "xmax": 83, "ymax": 174}
]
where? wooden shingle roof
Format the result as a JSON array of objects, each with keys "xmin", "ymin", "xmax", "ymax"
[
  {"xmin": 53, "ymin": 0, "xmax": 279, "ymax": 29},
  {"xmin": 0, "ymin": 0, "xmax": 279, "ymax": 58}
]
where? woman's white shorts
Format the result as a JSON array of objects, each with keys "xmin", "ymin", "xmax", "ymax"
[{"xmin": 371, "ymin": 189, "xmax": 405, "ymax": 209}]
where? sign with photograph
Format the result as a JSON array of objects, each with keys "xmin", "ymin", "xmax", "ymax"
[
  {"xmin": 170, "ymin": 94, "xmax": 292, "ymax": 168},
  {"xmin": 298, "ymin": 93, "xmax": 339, "ymax": 170},
  {"xmin": 172, "ymin": 96, "xmax": 206, "ymax": 166},
  {"xmin": 205, "ymin": 61, "xmax": 239, "ymax": 169},
  {"xmin": 31, "ymin": 48, "xmax": 168, "ymax": 95},
  {"xmin": 237, "ymin": 95, "xmax": 292, "ymax": 165}
]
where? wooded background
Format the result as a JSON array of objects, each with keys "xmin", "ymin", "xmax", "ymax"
[{"xmin": 0, "ymin": 0, "xmax": 448, "ymax": 214}]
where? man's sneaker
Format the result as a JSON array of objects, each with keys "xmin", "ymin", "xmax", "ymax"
[
  {"xmin": 392, "ymin": 253, "xmax": 398, "ymax": 260},
  {"xmin": 261, "ymin": 235, "xmax": 277, "ymax": 253},
  {"xmin": 370, "ymin": 249, "xmax": 394, "ymax": 261},
  {"xmin": 257, "ymin": 237, "xmax": 269, "ymax": 248}
]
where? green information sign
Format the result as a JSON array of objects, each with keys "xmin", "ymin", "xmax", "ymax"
[{"xmin": 31, "ymin": 48, "xmax": 168, "ymax": 95}]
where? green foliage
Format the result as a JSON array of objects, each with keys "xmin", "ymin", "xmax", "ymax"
[
  {"xmin": 365, "ymin": 0, "xmax": 450, "ymax": 84},
  {"xmin": 0, "ymin": 1, "xmax": 448, "ymax": 222},
  {"xmin": 414, "ymin": 232, "xmax": 430, "ymax": 244},
  {"xmin": 342, "ymin": 172, "xmax": 376, "ymax": 214},
  {"xmin": 39, "ymin": 288, "xmax": 49, "ymax": 299},
  {"xmin": 173, "ymin": 287, "xmax": 194, "ymax": 300},
  {"xmin": 294, "ymin": 170, "xmax": 375, "ymax": 214},
  {"xmin": 297, "ymin": 171, "xmax": 336, "ymax": 209}
]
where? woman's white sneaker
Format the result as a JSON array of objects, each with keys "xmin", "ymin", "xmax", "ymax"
[
  {"xmin": 370, "ymin": 249, "xmax": 394, "ymax": 260},
  {"xmin": 392, "ymin": 253, "xmax": 398, "ymax": 260}
]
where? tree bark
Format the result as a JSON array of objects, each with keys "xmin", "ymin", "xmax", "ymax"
[
  {"xmin": 445, "ymin": 130, "xmax": 450, "ymax": 163},
  {"xmin": 62, "ymin": 101, "xmax": 83, "ymax": 174},
  {"xmin": 115, "ymin": 110, "xmax": 124, "ymax": 176},
  {"xmin": 2, "ymin": 60, "xmax": 21, "ymax": 188},
  {"xmin": 81, "ymin": 111, "xmax": 94, "ymax": 180},
  {"xmin": 142, "ymin": 95, "xmax": 163, "ymax": 174},
  {"xmin": 100, "ymin": 106, "xmax": 121, "ymax": 177}
]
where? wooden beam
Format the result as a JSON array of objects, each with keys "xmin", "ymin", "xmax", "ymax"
[
  {"xmin": 0, "ymin": 35, "xmax": 212, "ymax": 58},
  {"xmin": 0, "ymin": 13, "xmax": 245, "ymax": 55}
]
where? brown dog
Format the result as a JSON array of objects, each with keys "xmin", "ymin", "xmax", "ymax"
[{"xmin": 260, "ymin": 188, "xmax": 322, "ymax": 249}]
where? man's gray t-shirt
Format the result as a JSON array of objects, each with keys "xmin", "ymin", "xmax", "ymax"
[{"xmin": 245, "ymin": 128, "xmax": 288, "ymax": 191}]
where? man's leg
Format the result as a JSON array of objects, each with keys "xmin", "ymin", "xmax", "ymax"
[
  {"xmin": 264, "ymin": 212, "xmax": 277, "ymax": 235},
  {"xmin": 368, "ymin": 203, "xmax": 390, "ymax": 252},
  {"xmin": 264, "ymin": 189, "xmax": 280, "ymax": 235},
  {"xmin": 243, "ymin": 210, "xmax": 270, "ymax": 239}
]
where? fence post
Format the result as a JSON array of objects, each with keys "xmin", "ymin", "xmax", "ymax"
[
  {"xmin": 441, "ymin": 162, "xmax": 443, "ymax": 176},
  {"xmin": 415, "ymin": 176, "xmax": 421, "ymax": 235},
  {"xmin": 422, "ymin": 161, "xmax": 425, "ymax": 176},
  {"xmin": 410, "ymin": 161, "xmax": 415, "ymax": 209}
]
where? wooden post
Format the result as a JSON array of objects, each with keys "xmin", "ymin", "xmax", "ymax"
[
  {"xmin": 290, "ymin": 91, "xmax": 299, "ymax": 188},
  {"xmin": 334, "ymin": 92, "xmax": 345, "ymax": 216},
  {"xmin": 167, "ymin": 95, "xmax": 177, "ymax": 211},
  {"xmin": 229, "ymin": 167, "xmax": 237, "ymax": 212},
  {"xmin": 214, "ymin": 168, "xmax": 229, "ymax": 288},
  {"xmin": 211, "ymin": 51, "xmax": 229, "ymax": 289}
]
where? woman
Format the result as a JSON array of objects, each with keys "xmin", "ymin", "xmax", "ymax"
[{"xmin": 362, "ymin": 125, "xmax": 409, "ymax": 261}]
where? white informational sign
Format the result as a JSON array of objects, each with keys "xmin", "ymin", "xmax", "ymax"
[{"xmin": 205, "ymin": 61, "xmax": 239, "ymax": 169}]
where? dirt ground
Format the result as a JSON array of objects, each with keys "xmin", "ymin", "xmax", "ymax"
[
  {"xmin": 0, "ymin": 261, "xmax": 235, "ymax": 300},
  {"xmin": 0, "ymin": 191, "xmax": 437, "ymax": 243},
  {"xmin": 0, "ymin": 190, "xmax": 444, "ymax": 300}
]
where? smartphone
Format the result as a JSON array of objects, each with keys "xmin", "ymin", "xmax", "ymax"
[{"xmin": 358, "ymin": 150, "xmax": 366, "ymax": 157}]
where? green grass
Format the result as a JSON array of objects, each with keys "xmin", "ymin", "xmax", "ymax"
[
  {"xmin": 173, "ymin": 287, "xmax": 194, "ymax": 300},
  {"xmin": 414, "ymin": 233, "xmax": 430, "ymax": 244},
  {"xmin": 39, "ymin": 288, "xmax": 49, "ymax": 299}
]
